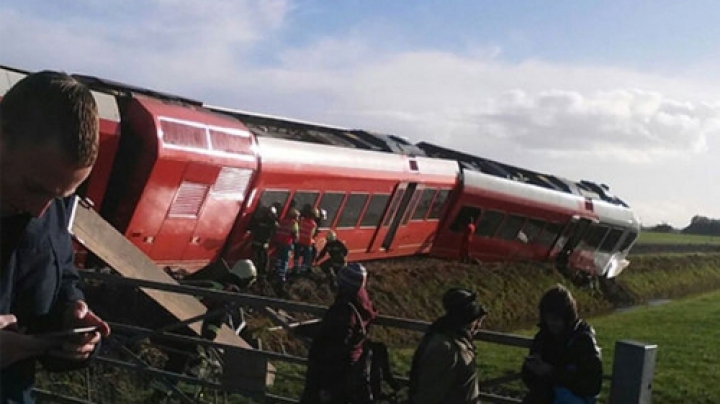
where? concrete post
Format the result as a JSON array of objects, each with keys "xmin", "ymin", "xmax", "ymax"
[{"xmin": 609, "ymin": 340, "xmax": 658, "ymax": 404}]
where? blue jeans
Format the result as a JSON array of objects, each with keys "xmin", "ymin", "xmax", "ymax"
[
  {"xmin": 553, "ymin": 387, "xmax": 597, "ymax": 404},
  {"xmin": 275, "ymin": 244, "xmax": 292, "ymax": 281}
]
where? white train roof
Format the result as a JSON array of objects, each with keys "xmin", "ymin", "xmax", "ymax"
[
  {"xmin": 464, "ymin": 170, "xmax": 639, "ymax": 228},
  {"xmin": 256, "ymin": 136, "xmax": 458, "ymax": 178}
]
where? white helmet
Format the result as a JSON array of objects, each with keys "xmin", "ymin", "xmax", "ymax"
[{"xmin": 230, "ymin": 259, "xmax": 257, "ymax": 286}]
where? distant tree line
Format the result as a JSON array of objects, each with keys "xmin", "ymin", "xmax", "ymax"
[{"xmin": 645, "ymin": 215, "xmax": 720, "ymax": 236}]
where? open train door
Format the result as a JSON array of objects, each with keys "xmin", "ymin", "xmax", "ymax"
[
  {"xmin": 550, "ymin": 215, "xmax": 595, "ymax": 270},
  {"xmin": 379, "ymin": 182, "xmax": 417, "ymax": 251}
]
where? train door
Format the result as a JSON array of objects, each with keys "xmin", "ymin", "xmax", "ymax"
[{"xmin": 381, "ymin": 182, "xmax": 417, "ymax": 250}]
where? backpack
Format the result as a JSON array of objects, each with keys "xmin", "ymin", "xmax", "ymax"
[{"xmin": 347, "ymin": 303, "xmax": 399, "ymax": 403}]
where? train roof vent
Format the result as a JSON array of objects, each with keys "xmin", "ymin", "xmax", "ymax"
[{"xmin": 211, "ymin": 167, "xmax": 253, "ymax": 200}]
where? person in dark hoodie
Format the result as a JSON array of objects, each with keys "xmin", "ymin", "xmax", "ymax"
[
  {"xmin": 300, "ymin": 263, "xmax": 378, "ymax": 404},
  {"xmin": 521, "ymin": 284, "xmax": 602, "ymax": 404},
  {"xmin": 409, "ymin": 287, "xmax": 488, "ymax": 404}
]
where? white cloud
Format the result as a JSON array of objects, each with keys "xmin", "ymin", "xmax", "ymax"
[
  {"xmin": 0, "ymin": 0, "xmax": 291, "ymax": 91},
  {"xmin": 463, "ymin": 89, "xmax": 720, "ymax": 162}
]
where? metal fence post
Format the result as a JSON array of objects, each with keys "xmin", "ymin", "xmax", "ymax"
[{"xmin": 609, "ymin": 340, "xmax": 657, "ymax": 404}]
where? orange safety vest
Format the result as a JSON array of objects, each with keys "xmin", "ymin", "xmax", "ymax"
[
  {"xmin": 297, "ymin": 217, "xmax": 317, "ymax": 247},
  {"xmin": 273, "ymin": 217, "xmax": 298, "ymax": 246}
]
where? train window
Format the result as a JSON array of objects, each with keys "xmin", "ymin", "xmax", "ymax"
[
  {"xmin": 476, "ymin": 210, "xmax": 505, "ymax": 237},
  {"xmin": 161, "ymin": 120, "xmax": 209, "ymax": 149},
  {"xmin": 258, "ymin": 190, "xmax": 290, "ymax": 215},
  {"xmin": 383, "ymin": 189, "xmax": 405, "ymax": 227},
  {"xmin": 537, "ymin": 222, "xmax": 563, "ymax": 246},
  {"xmin": 318, "ymin": 192, "xmax": 346, "ymax": 228},
  {"xmin": 618, "ymin": 230, "xmax": 638, "ymax": 251},
  {"xmin": 522, "ymin": 218, "xmax": 546, "ymax": 243},
  {"xmin": 209, "ymin": 129, "xmax": 250, "ymax": 154},
  {"xmin": 496, "ymin": 214, "xmax": 526, "ymax": 241},
  {"xmin": 292, "ymin": 191, "xmax": 320, "ymax": 214},
  {"xmin": 360, "ymin": 194, "xmax": 391, "ymax": 227},
  {"xmin": 450, "ymin": 206, "xmax": 482, "ymax": 233},
  {"xmin": 600, "ymin": 228, "xmax": 624, "ymax": 252},
  {"xmin": 427, "ymin": 189, "xmax": 450, "ymax": 219},
  {"xmin": 411, "ymin": 189, "xmax": 437, "ymax": 220},
  {"xmin": 401, "ymin": 189, "xmax": 423, "ymax": 225},
  {"xmin": 582, "ymin": 224, "xmax": 609, "ymax": 250},
  {"xmin": 337, "ymin": 194, "xmax": 369, "ymax": 228}
]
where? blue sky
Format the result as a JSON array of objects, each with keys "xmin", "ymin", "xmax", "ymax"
[{"xmin": 3, "ymin": 0, "xmax": 720, "ymax": 227}]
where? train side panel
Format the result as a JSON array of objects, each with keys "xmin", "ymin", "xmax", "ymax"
[{"xmin": 221, "ymin": 138, "xmax": 457, "ymax": 264}]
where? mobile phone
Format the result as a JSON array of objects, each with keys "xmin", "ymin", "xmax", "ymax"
[{"xmin": 35, "ymin": 326, "xmax": 98, "ymax": 339}]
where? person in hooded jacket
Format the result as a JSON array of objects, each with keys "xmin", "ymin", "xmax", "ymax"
[
  {"xmin": 409, "ymin": 288, "xmax": 488, "ymax": 404},
  {"xmin": 300, "ymin": 263, "xmax": 378, "ymax": 404},
  {"xmin": 521, "ymin": 284, "xmax": 602, "ymax": 404}
]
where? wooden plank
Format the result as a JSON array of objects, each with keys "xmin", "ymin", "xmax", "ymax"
[{"xmin": 69, "ymin": 198, "xmax": 274, "ymax": 386}]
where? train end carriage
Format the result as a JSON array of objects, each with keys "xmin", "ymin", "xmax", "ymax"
[
  {"xmin": 72, "ymin": 83, "xmax": 260, "ymax": 272},
  {"xmin": 432, "ymin": 169, "xmax": 598, "ymax": 265},
  {"xmin": 220, "ymin": 135, "xmax": 458, "ymax": 264}
]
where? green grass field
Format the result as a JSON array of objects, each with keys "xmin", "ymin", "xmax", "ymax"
[
  {"xmin": 637, "ymin": 231, "xmax": 720, "ymax": 245},
  {"xmin": 476, "ymin": 291, "xmax": 720, "ymax": 404}
]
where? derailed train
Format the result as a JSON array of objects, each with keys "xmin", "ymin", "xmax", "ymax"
[{"xmin": 0, "ymin": 65, "xmax": 641, "ymax": 278}]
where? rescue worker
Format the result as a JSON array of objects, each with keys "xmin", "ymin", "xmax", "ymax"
[
  {"xmin": 248, "ymin": 206, "xmax": 278, "ymax": 274},
  {"xmin": 460, "ymin": 217, "xmax": 475, "ymax": 263},
  {"xmin": 149, "ymin": 260, "xmax": 257, "ymax": 402},
  {"xmin": 409, "ymin": 288, "xmax": 488, "ymax": 404},
  {"xmin": 294, "ymin": 208, "xmax": 319, "ymax": 274},
  {"xmin": 300, "ymin": 263, "xmax": 378, "ymax": 404},
  {"xmin": 309, "ymin": 208, "xmax": 327, "ymax": 264},
  {"xmin": 272, "ymin": 208, "xmax": 300, "ymax": 283},
  {"xmin": 521, "ymin": 284, "xmax": 602, "ymax": 404},
  {"xmin": 316, "ymin": 230, "xmax": 349, "ymax": 283}
]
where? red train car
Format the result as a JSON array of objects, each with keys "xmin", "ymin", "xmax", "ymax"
[
  {"xmin": 422, "ymin": 146, "xmax": 640, "ymax": 278},
  {"xmin": 208, "ymin": 110, "xmax": 458, "ymax": 264}
]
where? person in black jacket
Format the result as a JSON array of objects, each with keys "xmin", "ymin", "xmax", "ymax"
[
  {"xmin": 521, "ymin": 284, "xmax": 602, "ymax": 404},
  {"xmin": 0, "ymin": 71, "xmax": 111, "ymax": 403},
  {"xmin": 248, "ymin": 206, "xmax": 278, "ymax": 274},
  {"xmin": 300, "ymin": 263, "xmax": 378, "ymax": 404}
]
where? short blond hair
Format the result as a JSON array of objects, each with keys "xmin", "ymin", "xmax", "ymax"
[{"xmin": 0, "ymin": 70, "xmax": 99, "ymax": 167}]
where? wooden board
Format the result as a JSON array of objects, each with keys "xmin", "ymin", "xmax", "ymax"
[{"xmin": 69, "ymin": 197, "xmax": 273, "ymax": 389}]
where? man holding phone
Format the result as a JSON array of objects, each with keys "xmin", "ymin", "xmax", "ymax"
[{"xmin": 1, "ymin": 70, "xmax": 111, "ymax": 403}]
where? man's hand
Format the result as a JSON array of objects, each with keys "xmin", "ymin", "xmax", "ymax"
[
  {"xmin": 46, "ymin": 300, "xmax": 110, "ymax": 361},
  {"xmin": 1, "ymin": 314, "xmax": 58, "ymax": 369},
  {"xmin": 525, "ymin": 355, "xmax": 553, "ymax": 377}
]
